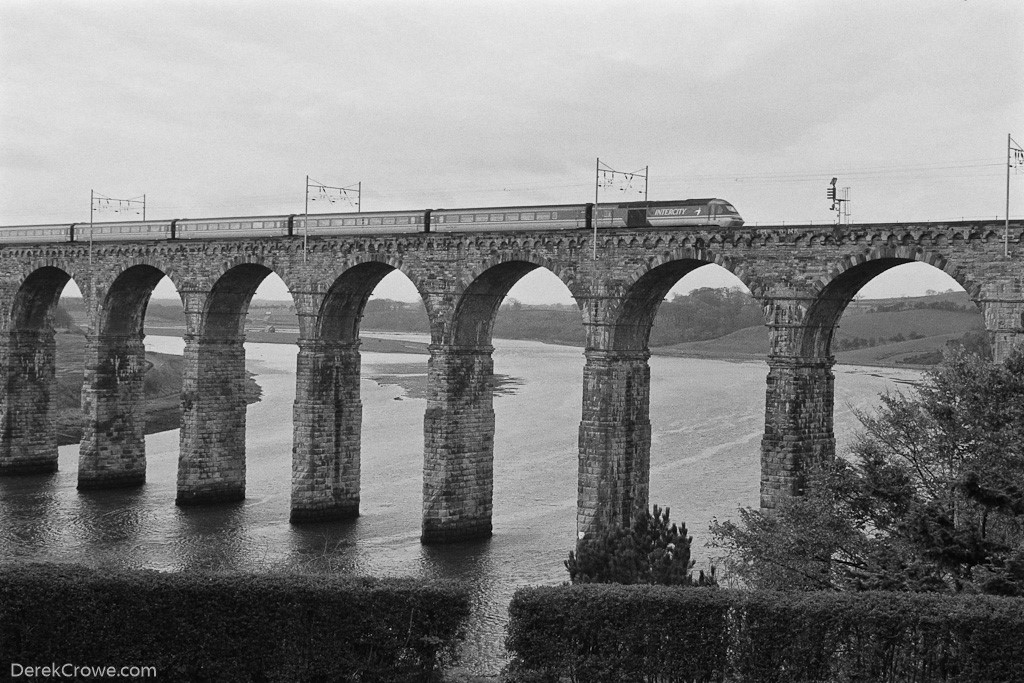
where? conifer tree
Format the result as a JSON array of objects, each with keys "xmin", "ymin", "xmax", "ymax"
[{"xmin": 567, "ymin": 505, "xmax": 716, "ymax": 586}]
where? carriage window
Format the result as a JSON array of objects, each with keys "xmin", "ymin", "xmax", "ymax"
[
  {"xmin": 341, "ymin": 218, "xmax": 355, "ymax": 226},
  {"xmin": 461, "ymin": 215, "xmax": 474, "ymax": 223},
  {"xmin": 370, "ymin": 217, "xmax": 382, "ymax": 225},
  {"xmin": 383, "ymin": 217, "xmax": 396, "ymax": 225},
  {"xmin": 536, "ymin": 212, "xmax": 550, "ymax": 220},
  {"xmin": 521, "ymin": 212, "xmax": 534, "ymax": 220},
  {"xmin": 490, "ymin": 214, "xmax": 503, "ymax": 221}
]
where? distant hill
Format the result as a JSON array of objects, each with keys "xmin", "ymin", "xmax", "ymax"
[
  {"xmin": 655, "ymin": 292, "xmax": 985, "ymax": 367},
  {"xmin": 52, "ymin": 289, "xmax": 987, "ymax": 368}
]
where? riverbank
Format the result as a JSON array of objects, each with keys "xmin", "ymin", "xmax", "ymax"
[
  {"xmin": 147, "ymin": 325, "xmax": 944, "ymax": 370},
  {"xmin": 145, "ymin": 326, "xmax": 430, "ymax": 355},
  {"xmin": 52, "ymin": 324, "xmax": 926, "ymax": 448},
  {"xmin": 54, "ymin": 333, "xmax": 262, "ymax": 446}
]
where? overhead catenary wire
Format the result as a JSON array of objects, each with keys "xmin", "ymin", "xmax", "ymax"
[{"xmin": 2, "ymin": 158, "xmax": 1017, "ymax": 224}]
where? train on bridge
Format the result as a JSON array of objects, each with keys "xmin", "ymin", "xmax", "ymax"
[{"xmin": 0, "ymin": 198, "xmax": 743, "ymax": 244}]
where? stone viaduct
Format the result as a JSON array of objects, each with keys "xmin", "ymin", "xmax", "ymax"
[{"xmin": 0, "ymin": 219, "xmax": 1021, "ymax": 542}]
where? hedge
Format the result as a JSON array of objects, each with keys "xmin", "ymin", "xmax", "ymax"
[
  {"xmin": 0, "ymin": 562, "xmax": 470, "ymax": 682},
  {"xmin": 506, "ymin": 585, "xmax": 1024, "ymax": 682}
]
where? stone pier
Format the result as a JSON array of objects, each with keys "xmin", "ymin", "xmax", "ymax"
[
  {"xmin": 760, "ymin": 355, "xmax": 835, "ymax": 508},
  {"xmin": 421, "ymin": 344, "xmax": 495, "ymax": 543},
  {"xmin": 290, "ymin": 339, "xmax": 363, "ymax": 521},
  {"xmin": 176, "ymin": 335, "xmax": 248, "ymax": 504},
  {"xmin": 577, "ymin": 348, "xmax": 651, "ymax": 538},
  {"xmin": 983, "ymin": 294, "xmax": 1024, "ymax": 363},
  {"xmin": 0, "ymin": 329, "xmax": 58, "ymax": 474},
  {"xmin": 78, "ymin": 332, "xmax": 148, "ymax": 488}
]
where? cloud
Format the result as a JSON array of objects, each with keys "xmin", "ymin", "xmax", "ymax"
[{"xmin": 0, "ymin": 0, "xmax": 1020, "ymax": 223}]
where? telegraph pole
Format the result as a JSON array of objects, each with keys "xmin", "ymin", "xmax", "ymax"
[
  {"xmin": 304, "ymin": 174, "xmax": 310, "ymax": 262},
  {"xmin": 593, "ymin": 158, "xmax": 600, "ymax": 260}
]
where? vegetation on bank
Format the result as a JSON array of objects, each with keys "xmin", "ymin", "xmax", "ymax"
[
  {"xmin": 505, "ymin": 347, "xmax": 1024, "ymax": 681},
  {"xmin": 711, "ymin": 347, "xmax": 1024, "ymax": 596},
  {"xmin": 0, "ymin": 562, "xmax": 470, "ymax": 682},
  {"xmin": 566, "ymin": 505, "xmax": 715, "ymax": 587}
]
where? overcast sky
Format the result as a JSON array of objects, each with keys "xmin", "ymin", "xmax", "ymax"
[{"xmin": 2, "ymin": 1, "xmax": 1021, "ymax": 302}]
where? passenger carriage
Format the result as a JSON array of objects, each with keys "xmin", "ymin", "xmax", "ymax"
[{"xmin": 0, "ymin": 198, "xmax": 744, "ymax": 243}]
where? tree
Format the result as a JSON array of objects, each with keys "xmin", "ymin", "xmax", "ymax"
[
  {"xmin": 566, "ymin": 505, "xmax": 716, "ymax": 586},
  {"xmin": 711, "ymin": 346, "xmax": 1024, "ymax": 595},
  {"xmin": 53, "ymin": 304, "xmax": 75, "ymax": 330}
]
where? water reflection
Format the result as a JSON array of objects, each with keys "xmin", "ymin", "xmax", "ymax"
[{"xmin": 0, "ymin": 472, "xmax": 65, "ymax": 558}]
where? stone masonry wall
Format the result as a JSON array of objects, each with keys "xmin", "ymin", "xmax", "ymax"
[
  {"xmin": 760, "ymin": 357, "xmax": 836, "ymax": 509},
  {"xmin": 421, "ymin": 345, "xmax": 495, "ymax": 543},
  {"xmin": 176, "ymin": 336, "xmax": 248, "ymax": 503},
  {"xmin": 0, "ymin": 219, "xmax": 1019, "ymax": 542},
  {"xmin": 291, "ymin": 339, "xmax": 362, "ymax": 521},
  {"xmin": 78, "ymin": 333, "xmax": 148, "ymax": 488},
  {"xmin": 577, "ymin": 349, "xmax": 652, "ymax": 537},
  {"xmin": 0, "ymin": 330, "xmax": 57, "ymax": 474}
]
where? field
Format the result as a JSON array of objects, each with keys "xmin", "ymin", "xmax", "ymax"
[
  {"xmin": 654, "ymin": 295, "xmax": 984, "ymax": 367},
  {"xmin": 48, "ymin": 291, "xmax": 988, "ymax": 445}
]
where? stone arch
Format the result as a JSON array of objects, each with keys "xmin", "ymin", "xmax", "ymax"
[
  {"xmin": 99, "ymin": 264, "xmax": 173, "ymax": 337},
  {"xmin": 447, "ymin": 256, "xmax": 583, "ymax": 347},
  {"xmin": 177, "ymin": 261, "xmax": 296, "ymax": 505},
  {"xmin": 422, "ymin": 255, "xmax": 585, "ymax": 542},
  {"xmin": 78, "ymin": 263, "xmax": 185, "ymax": 489},
  {"xmin": 200, "ymin": 262, "xmax": 286, "ymax": 338},
  {"xmin": 0, "ymin": 265, "xmax": 80, "ymax": 474},
  {"xmin": 8, "ymin": 266, "xmax": 74, "ymax": 333},
  {"xmin": 289, "ymin": 256, "xmax": 433, "ymax": 523},
  {"xmin": 801, "ymin": 249, "xmax": 980, "ymax": 357},
  {"xmin": 92, "ymin": 254, "xmax": 187, "ymax": 300},
  {"xmin": 194, "ymin": 254, "xmax": 301, "ymax": 305},
  {"xmin": 317, "ymin": 260, "xmax": 420, "ymax": 342},
  {"xmin": 609, "ymin": 253, "xmax": 754, "ymax": 351}
]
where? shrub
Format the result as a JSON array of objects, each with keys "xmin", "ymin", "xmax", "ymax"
[
  {"xmin": 505, "ymin": 585, "xmax": 1024, "ymax": 682},
  {"xmin": 566, "ymin": 505, "xmax": 716, "ymax": 586},
  {"xmin": 0, "ymin": 562, "xmax": 470, "ymax": 682}
]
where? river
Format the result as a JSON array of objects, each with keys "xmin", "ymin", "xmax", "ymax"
[{"xmin": 0, "ymin": 334, "xmax": 919, "ymax": 673}]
